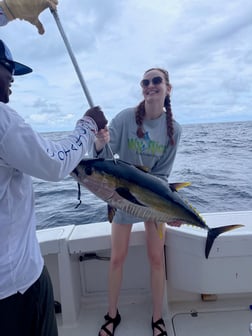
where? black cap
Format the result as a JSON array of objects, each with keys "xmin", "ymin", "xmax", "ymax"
[{"xmin": 0, "ymin": 40, "xmax": 32, "ymax": 76}]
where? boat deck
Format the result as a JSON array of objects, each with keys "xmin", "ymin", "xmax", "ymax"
[
  {"xmin": 37, "ymin": 211, "xmax": 252, "ymax": 336},
  {"xmin": 57, "ymin": 294, "xmax": 155, "ymax": 336},
  {"xmin": 173, "ymin": 309, "xmax": 252, "ymax": 336},
  {"xmin": 57, "ymin": 293, "xmax": 252, "ymax": 336},
  {"xmin": 170, "ymin": 296, "xmax": 252, "ymax": 336}
]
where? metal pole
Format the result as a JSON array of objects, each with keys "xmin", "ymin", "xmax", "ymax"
[
  {"xmin": 50, "ymin": 9, "xmax": 114, "ymax": 159},
  {"xmin": 50, "ymin": 9, "xmax": 94, "ymax": 107}
]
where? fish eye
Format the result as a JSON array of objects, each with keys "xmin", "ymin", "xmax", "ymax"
[{"xmin": 85, "ymin": 166, "xmax": 93, "ymax": 175}]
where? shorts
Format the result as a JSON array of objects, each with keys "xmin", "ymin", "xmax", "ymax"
[{"xmin": 113, "ymin": 208, "xmax": 143, "ymax": 224}]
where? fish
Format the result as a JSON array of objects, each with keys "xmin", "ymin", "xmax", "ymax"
[{"xmin": 71, "ymin": 158, "xmax": 243, "ymax": 258}]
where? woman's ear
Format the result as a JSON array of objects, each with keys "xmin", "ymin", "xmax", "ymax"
[{"xmin": 167, "ymin": 84, "xmax": 172, "ymax": 95}]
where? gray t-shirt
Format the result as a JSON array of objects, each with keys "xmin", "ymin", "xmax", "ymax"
[
  {"xmin": 0, "ymin": 7, "xmax": 8, "ymax": 26},
  {"xmin": 99, "ymin": 107, "xmax": 182, "ymax": 223}
]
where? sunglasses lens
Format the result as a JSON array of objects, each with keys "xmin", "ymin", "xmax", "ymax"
[
  {"xmin": 141, "ymin": 79, "xmax": 150, "ymax": 87},
  {"xmin": 152, "ymin": 76, "xmax": 163, "ymax": 85},
  {"xmin": 141, "ymin": 76, "xmax": 163, "ymax": 87}
]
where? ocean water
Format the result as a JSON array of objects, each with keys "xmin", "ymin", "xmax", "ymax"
[{"xmin": 34, "ymin": 121, "xmax": 252, "ymax": 230}]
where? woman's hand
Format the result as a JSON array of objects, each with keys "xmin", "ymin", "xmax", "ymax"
[{"xmin": 95, "ymin": 127, "xmax": 110, "ymax": 153}]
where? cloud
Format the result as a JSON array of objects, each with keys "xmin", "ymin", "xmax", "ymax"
[{"xmin": 1, "ymin": 0, "xmax": 252, "ymax": 131}]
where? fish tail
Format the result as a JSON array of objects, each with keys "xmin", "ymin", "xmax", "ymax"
[{"xmin": 205, "ymin": 224, "xmax": 244, "ymax": 258}]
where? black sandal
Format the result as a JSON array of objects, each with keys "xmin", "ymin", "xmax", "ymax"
[
  {"xmin": 98, "ymin": 310, "xmax": 121, "ymax": 336},
  {"xmin": 151, "ymin": 317, "xmax": 168, "ymax": 336}
]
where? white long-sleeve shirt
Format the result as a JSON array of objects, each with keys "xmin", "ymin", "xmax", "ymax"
[{"xmin": 0, "ymin": 102, "xmax": 97, "ymax": 299}]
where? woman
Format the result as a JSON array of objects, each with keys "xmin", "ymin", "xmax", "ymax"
[{"xmin": 95, "ymin": 68, "xmax": 182, "ymax": 336}]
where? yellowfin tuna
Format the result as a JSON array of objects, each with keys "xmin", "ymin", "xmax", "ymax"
[{"xmin": 71, "ymin": 158, "xmax": 243, "ymax": 258}]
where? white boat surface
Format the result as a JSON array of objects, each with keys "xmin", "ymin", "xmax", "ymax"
[{"xmin": 37, "ymin": 210, "xmax": 252, "ymax": 335}]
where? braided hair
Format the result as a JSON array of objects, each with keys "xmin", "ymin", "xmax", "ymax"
[{"xmin": 135, "ymin": 68, "xmax": 175, "ymax": 145}]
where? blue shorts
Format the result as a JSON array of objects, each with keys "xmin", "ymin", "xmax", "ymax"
[{"xmin": 113, "ymin": 209, "xmax": 143, "ymax": 224}]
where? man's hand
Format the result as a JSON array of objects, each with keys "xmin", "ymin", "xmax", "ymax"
[
  {"xmin": 84, "ymin": 106, "xmax": 108, "ymax": 131},
  {"xmin": 0, "ymin": 0, "xmax": 58, "ymax": 34}
]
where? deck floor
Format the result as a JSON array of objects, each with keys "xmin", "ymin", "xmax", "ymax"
[
  {"xmin": 57, "ymin": 299, "xmax": 156, "ymax": 336},
  {"xmin": 173, "ymin": 309, "xmax": 252, "ymax": 336},
  {"xmin": 57, "ymin": 299, "xmax": 252, "ymax": 336}
]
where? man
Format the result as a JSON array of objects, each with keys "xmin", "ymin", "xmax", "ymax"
[{"xmin": 0, "ymin": 39, "xmax": 108, "ymax": 335}]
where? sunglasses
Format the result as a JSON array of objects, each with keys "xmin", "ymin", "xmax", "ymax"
[
  {"xmin": 140, "ymin": 76, "xmax": 163, "ymax": 87},
  {"xmin": 0, "ymin": 60, "xmax": 14, "ymax": 75}
]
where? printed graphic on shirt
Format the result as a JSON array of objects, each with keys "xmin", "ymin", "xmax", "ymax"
[
  {"xmin": 46, "ymin": 133, "xmax": 84, "ymax": 161},
  {"xmin": 128, "ymin": 131, "xmax": 166, "ymax": 156}
]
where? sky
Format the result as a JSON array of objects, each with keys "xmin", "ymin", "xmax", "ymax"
[{"xmin": 1, "ymin": 0, "xmax": 252, "ymax": 132}]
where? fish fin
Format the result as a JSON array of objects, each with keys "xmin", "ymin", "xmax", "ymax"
[
  {"xmin": 108, "ymin": 205, "xmax": 116, "ymax": 223},
  {"xmin": 205, "ymin": 224, "xmax": 244, "ymax": 258},
  {"xmin": 167, "ymin": 219, "xmax": 183, "ymax": 227},
  {"xmin": 115, "ymin": 187, "xmax": 146, "ymax": 206},
  {"xmin": 169, "ymin": 182, "xmax": 191, "ymax": 192},
  {"xmin": 153, "ymin": 222, "xmax": 163, "ymax": 239},
  {"xmin": 157, "ymin": 222, "xmax": 164, "ymax": 239}
]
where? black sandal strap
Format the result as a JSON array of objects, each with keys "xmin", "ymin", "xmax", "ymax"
[
  {"xmin": 152, "ymin": 317, "xmax": 168, "ymax": 336},
  {"xmin": 99, "ymin": 310, "xmax": 121, "ymax": 336},
  {"xmin": 100, "ymin": 323, "xmax": 113, "ymax": 336}
]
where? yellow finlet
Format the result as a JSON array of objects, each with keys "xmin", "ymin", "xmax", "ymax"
[
  {"xmin": 170, "ymin": 182, "xmax": 191, "ymax": 191},
  {"xmin": 155, "ymin": 222, "xmax": 164, "ymax": 239}
]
